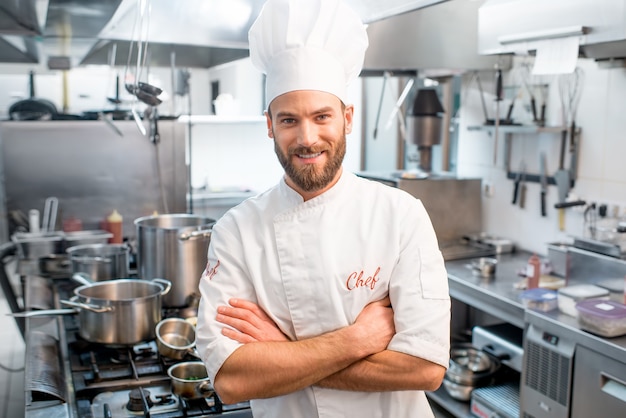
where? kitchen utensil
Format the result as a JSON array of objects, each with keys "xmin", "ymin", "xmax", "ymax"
[
  {"xmin": 167, "ymin": 361, "xmax": 214, "ymax": 399},
  {"xmin": 156, "ymin": 317, "xmax": 201, "ymax": 360},
  {"xmin": 444, "ymin": 343, "xmax": 501, "ymax": 401},
  {"xmin": 540, "ymin": 153, "xmax": 548, "ymax": 217},
  {"xmin": 518, "ymin": 166, "xmax": 527, "ymax": 209},
  {"xmin": 60, "ymin": 278, "xmax": 172, "ymax": 345},
  {"xmin": 555, "ymin": 130, "xmax": 571, "ymax": 230},
  {"xmin": 66, "ymin": 243, "xmax": 129, "ymax": 282},
  {"xmin": 8, "ymin": 71, "xmax": 58, "ymax": 121},
  {"xmin": 42, "ymin": 197, "xmax": 58, "ymax": 233},
  {"xmin": 467, "ymin": 257, "xmax": 498, "ymax": 278},
  {"xmin": 135, "ymin": 214, "xmax": 214, "ymax": 308},
  {"xmin": 512, "ymin": 161, "xmax": 525, "ymax": 205},
  {"xmin": 493, "ymin": 68, "xmax": 503, "ymax": 164}
]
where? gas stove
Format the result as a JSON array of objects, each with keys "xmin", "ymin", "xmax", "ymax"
[{"xmin": 24, "ymin": 277, "xmax": 252, "ymax": 418}]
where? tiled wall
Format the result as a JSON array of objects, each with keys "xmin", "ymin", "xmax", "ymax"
[{"xmin": 458, "ymin": 57, "xmax": 626, "ymax": 255}]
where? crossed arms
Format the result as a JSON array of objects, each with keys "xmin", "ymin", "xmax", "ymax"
[{"xmin": 212, "ymin": 297, "xmax": 446, "ymax": 404}]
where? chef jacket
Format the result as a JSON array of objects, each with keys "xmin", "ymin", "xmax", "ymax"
[{"xmin": 196, "ymin": 170, "xmax": 451, "ymax": 418}]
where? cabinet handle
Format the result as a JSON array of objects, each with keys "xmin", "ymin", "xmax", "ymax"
[{"xmin": 601, "ymin": 373, "xmax": 626, "ymax": 403}]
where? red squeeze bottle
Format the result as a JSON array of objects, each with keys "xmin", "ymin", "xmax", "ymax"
[
  {"xmin": 107, "ymin": 210, "xmax": 123, "ymax": 244},
  {"xmin": 527, "ymin": 253, "xmax": 541, "ymax": 289}
]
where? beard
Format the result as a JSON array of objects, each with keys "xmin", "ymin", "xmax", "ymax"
[{"xmin": 274, "ymin": 132, "xmax": 346, "ymax": 193}]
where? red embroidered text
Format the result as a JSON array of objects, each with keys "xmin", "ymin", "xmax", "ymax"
[{"xmin": 346, "ymin": 267, "xmax": 381, "ymax": 291}]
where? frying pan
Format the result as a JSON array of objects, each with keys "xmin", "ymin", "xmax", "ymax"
[{"xmin": 8, "ymin": 71, "xmax": 58, "ymax": 121}]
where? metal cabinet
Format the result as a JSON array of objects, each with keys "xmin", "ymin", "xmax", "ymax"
[{"xmin": 571, "ymin": 345, "xmax": 626, "ymax": 418}]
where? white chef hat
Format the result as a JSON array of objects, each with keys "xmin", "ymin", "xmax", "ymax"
[{"xmin": 248, "ymin": 0, "xmax": 369, "ymax": 107}]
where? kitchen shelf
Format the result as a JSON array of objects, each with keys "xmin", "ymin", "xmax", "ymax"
[
  {"xmin": 427, "ymin": 387, "xmax": 471, "ymax": 418},
  {"xmin": 177, "ymin": 115, "xmax": 266, "ymax": 124},
  {"xmin": 468, "ymin": 124, "xmax": 581, "ymax": 187}
]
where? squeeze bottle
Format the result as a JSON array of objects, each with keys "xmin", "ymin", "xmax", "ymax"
[
  {"xmin": 526, "ymin": 253, "xmax": 541, "ymax": 289},
  {"xmin": 107, "ymin": 210, "xmax": 123, "ymax": 244}
]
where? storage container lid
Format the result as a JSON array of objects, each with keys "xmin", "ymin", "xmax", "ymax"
[
  {"xmin": 558, "ymin": 284, "xmax": 609, "ymax": 301},
  {"xmin": 575, "ymin": 300, "xmax": 626, "ymax": 319},
  {"xmin": 595, "ymin": 278, "xmax": 624, "ymax": 293},
  {"xmin": 520, "ymin": 288, "xmax": 558, "ymax": 302}
]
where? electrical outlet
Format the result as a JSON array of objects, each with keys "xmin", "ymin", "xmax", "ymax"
[{"xmin": 483, "ymin": 182, "xmax": 495, "ymax": 198}]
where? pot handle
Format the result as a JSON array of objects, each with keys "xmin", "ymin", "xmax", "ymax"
[
  {"xmin": 197, "ymin": 380, "xmax": 214, "ymax": 396},
  {"xmin": 179, "ymin": 228, "xmax": 212, "ymax": 241},
  {"xmin": 60, "ymin": 298, "xmax": 113, "ymax": 313},
  {"xmin": 152, "ymin": 278, "xmax": 172, "ymax": 296},
  {"xmin": 71, "ymin": 273, "xmax": 94, "ymax": 286}
]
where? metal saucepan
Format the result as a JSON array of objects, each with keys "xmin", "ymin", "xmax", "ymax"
[
  {"xmin": 167, "ymin": 361, "xmax": 214, "ymax": 399},
  {"xmin": 443, "ymin": 343, "xmax": 501, "ymax": 401},
  {"xmin": 12, "ymin": 278, "xmax": 171, "ymax": 346},
  {"xmin": 66, "ymin": 243, "xmax": 129, "ymax": 281},
  {"xmin": 466, "ymin": 257, "xmax": 497, "ymax": 278},
  {"xmin": 156, "ymin": 317, "xmax": 201, "ymax": 360}
]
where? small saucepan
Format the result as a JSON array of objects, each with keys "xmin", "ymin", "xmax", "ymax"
[
  {"xmin": 156, "ymin": 317, "xmax": 201, "ymax": 360},
  {"xmin": 167, "ymin": 361, "xmax": 214, "ymax": 399},
  {"xmin": 466, "ymin": 257, "xmax": 498, "ymax": 278}
]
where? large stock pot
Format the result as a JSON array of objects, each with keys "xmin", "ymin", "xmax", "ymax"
[{"xmin": 134, "ymin": 214, "xmax": 214, "ymax": 307}]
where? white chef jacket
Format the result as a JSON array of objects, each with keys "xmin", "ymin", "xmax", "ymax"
[{"xmin": 196, "ymin": 170, "xmax": 450, "ymax": 418}]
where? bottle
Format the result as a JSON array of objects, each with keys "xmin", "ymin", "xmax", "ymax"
[
  {"xmin": 107, "ymin": 210, "xmax": 123, "ymax": 244},
  {"xmin": 526, "ymin": 253, "xmax": 541, "ymax": 289}
]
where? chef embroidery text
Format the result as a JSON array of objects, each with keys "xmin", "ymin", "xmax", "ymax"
[
  {"xmin": 346, "ymin": 266, "xmax": 381, "ymax": 291},
  {"xmin": 205, "ymin": 260, "xmax": 220, "ymax": 281}
]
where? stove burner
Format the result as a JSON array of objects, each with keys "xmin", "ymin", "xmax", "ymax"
[{"xmin": 126, "ymin": 388, "xmax": 153, "ymax": 412}]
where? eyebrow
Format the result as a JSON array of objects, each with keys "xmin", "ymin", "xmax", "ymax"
[{"xmin": 274, "ymin": 106, "xmax": 335, "ymax": 120}]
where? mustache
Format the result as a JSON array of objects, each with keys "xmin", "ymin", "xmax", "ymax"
[{"xmin": 289, "ymin": 146, "xmax": 324, "ymax": 155}]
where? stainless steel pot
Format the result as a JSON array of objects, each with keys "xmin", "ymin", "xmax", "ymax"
[
  {"xmin": 61, "ymin": 278, "xmax": 171, "ymax": 345},
  {"xmin": 156, "ymin": 317, "xmax": 200, "ymax": 360},
  {"xmin": 135, "ymin": 214, "xmax": 214, "ymax": 307},
  {"xmin": 443, "ymin": 343, "xmax": 501, "ymax": 401},
  {"xmin": 167, "ymin": 361, "xmax": 214, "ymax": 399},
  {"xmin": 66, "ymin": 243, "xmax": 129, "ymax": 281}
]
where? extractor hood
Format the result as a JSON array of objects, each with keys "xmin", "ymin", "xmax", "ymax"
[
  {"xmin": 363, "ymin": 0, "xmax": 511, "ymax": 77},
  {"xmin": 478, "ymin": 0, "xmax": 626, "ymax": 61}
]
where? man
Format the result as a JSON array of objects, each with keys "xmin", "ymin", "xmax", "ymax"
[{"xmin": 195, "ymin": 0, "xmax": 451, "ymax": 417}]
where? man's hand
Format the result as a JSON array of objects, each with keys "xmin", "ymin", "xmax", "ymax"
[
  {"xmin": 216, "ymin": 298, "xmax": 289, "ymax": 343},
  {"xmin": 352, "ymin": 297, "xmax": 395, "ymax": 355}
]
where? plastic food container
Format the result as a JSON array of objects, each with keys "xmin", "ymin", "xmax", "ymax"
[
  {"xmin": 595, "ymin": 278, "xmax": 625, "ymax": 303},
  {"xmin": 575, "ymin": 300, "xmax": 626, "ymax": 338},
  {"xmin": 519, "ymin": 288, "xmax": 558, "ymax": 312},
  {"xmin": 557, "ymin": 285, "xmax": 609, "ymax": 317}
]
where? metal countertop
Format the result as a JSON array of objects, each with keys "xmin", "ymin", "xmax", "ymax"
[{"xmin": 445, "ymin": 251, "xmax": 626, "ymax": 363}]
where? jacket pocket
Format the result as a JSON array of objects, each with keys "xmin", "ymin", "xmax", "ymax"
[{"xmin": 419, "ymin": 248, "xmax": 449, "ymax": 299}]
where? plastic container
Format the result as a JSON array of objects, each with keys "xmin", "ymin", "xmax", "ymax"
[
  {"xmin": 557, "ymin": 284, "xmax": 609, "ymax": 317},
  {"xmin": 575, "ymin": 299, "xmax": 626, "ymax": 338},
  {"xmin": 519, "ymin": 288, "xmax": 558, "ymax": 312}
]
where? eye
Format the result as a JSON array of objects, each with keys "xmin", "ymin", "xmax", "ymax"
[
  {"xmin": 280, "ymin": 117, "xmax": 296, "ymax": 124},
  {"xmin": 316, "ymin": 114, "xmax": 330, "ymax": 121}
]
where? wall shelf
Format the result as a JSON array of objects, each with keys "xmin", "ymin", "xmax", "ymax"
[{"xmin": 467, "ymin": 124, "xmax": 581, "ymax": 188}]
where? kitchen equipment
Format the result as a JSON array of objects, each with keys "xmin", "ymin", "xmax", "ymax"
[
  {"xmin": 595, "ymin": 278, "xmax": 625, "ymax": 303},
  {"xmin": 155, "ymin": 317, "xmax": 200, "ymax": 360},
  {"xmin": 66, "ymin": 243, "xmax": 129, "ymax": 281},
  {"xmin": 12, "ymin": 231, "xmax": 65, "ymax": 260},
  {"xmin": 63, "ymin": 230, "xmax": 113, "ymax": 250},
  {"xmin": 472, "ymin": 323, "xmax": 524, "ymax": 373},
  {"xmin": 470, "ymin": 382, "xmax": 520, "ymax": 418},
  {"xmin": 42, "ymin": 196, "xmax": 58, "ymax": 232},
  {"xmin": 135, "ymin": 214, "xmax": 215, "ymax": 307},
  {"xmin": 519, "ymin": 288, "xmax": 558, "ymax": 312},
  {"xmin": 167, "ymin": 361, "xmax": 214, "ymax": 399},
  {"xmin": 405, "ymin": 88, "xmax": 445, "ymax": 173},
  {"xmin": 443, "ymin": 343, "xmax": 501, "ymax": 401},
  {"xmin": 557, "ymin": 284, "xmax": 609, "ymax": 317},
  {"xmin": 61, "ymin": 278, "xmax": 171, "ymax": 345},
  {"xmin": 467, "ymin": 257, "xmax": 497, "ymax": 278},
  {"xmin": 540, "ymin": 152, "xmax": 548, "ymax": 217},
  {"xmin": 575, "ymin": 299, "xmax": 626, "ymax": 338},
  {"xmin": 8, "ymin": 70, "xmax": 58, "ymax": 121}
]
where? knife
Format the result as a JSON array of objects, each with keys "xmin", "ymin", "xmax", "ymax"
[
  {"xmin": 540, "ymin": 153, "xmax": 548, "ymax": 217},
  {"xmin": 519, "ymin": 165, "xmax": 527, "ymax": 209},
  {"xmin": 512, "ymin": 161, "xmax": 525, "ymax": 205}
]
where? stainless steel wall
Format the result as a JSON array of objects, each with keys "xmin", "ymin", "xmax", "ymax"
[{"xmin": 0, "ymin": 120, "xmax": 188, "ymax": 242}]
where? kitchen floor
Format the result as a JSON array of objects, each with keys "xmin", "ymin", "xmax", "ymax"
[{"xmin": 0, "ymin": 292, "xmax": 25, "ymax": 418}]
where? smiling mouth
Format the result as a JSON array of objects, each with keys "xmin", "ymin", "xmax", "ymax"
[{"xmin": 297, "ymin": 152, "xmax": 322, "ymax": 159}]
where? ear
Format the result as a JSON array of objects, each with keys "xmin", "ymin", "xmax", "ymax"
[
  {"xmin": 344, "ymin": 105, "xmax": 354, "ymax": 135},
  {"xmin": 264, "ymin": 110, "xmax": 274, "ymax": 138}
]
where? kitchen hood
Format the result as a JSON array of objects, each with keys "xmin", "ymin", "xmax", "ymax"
[
  {"xmin": 478, "ymin": 0, "xmax": 626, "ymax": 61},
  {"xmin": 363, "ymin": 0, "xmax": 511, "ymax": 77}
]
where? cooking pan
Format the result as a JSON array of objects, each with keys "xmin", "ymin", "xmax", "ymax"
[
  {"xmin": 155, "ymin": 317, "xmax": 201, "ymax": 360},
  {"xmin": 8, "ymin": 70, "xmax": 58, "ymax": 121},
  {"xmin": 12, "ymin": 277, "xmax": 172, "ymax": 345},
  {"xmin": 167, "ymin": 361, "xmax": 214, "ymax": 399}
]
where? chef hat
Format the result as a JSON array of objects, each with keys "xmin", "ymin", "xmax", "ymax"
[{"xmin": 248, "ymin": 0, "xmax": 369, "ymax": 106}]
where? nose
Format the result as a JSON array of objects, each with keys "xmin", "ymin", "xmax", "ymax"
[{"xmin": 297, "ymin": 120, "xmax": 318, "ymax": 147}]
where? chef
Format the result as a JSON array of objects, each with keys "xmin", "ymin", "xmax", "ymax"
[{"xmin": 195, "ymin": 0, "xmax": 451, "ymax": 417}]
